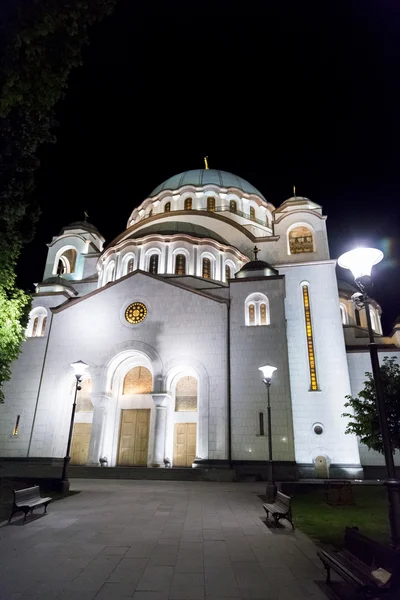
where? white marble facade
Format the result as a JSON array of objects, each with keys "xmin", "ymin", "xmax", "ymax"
[{"xmin": 1, "ymin": 168, "xmax": 399, "ymax": 477}]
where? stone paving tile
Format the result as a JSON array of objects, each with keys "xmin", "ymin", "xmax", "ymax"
[
  {"xmin": 136, "ymin": 565, "xmax": 174, "ymax": 592},
  {"xmin": 132, "ymin": 593, "xmax": 169, "ymax": 600},
  {"xmin": 95, "ymin": 581, "xmax": 138, "ymax": 598},
  {"xmin": 100, "ymin": 545, "xmax": 130, "ymax": 555},
  {"xmin": 0, "ymin": 480, "xmax": 330, "ymax": 600}
]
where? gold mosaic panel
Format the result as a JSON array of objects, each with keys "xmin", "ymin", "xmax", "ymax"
[
  {"xmin": 289, "ymin": 226, "xmax": 314, "ymax": 254},
  {"xmin": 175, "ymin": 376, "xmax": 198, "ymax": 412},
  {"xmin": 123, "ymin": 366, "xmax": 152, "ymax": 395}
]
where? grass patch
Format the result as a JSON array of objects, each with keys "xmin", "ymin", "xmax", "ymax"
[{"xmin": 292, "ymin": 485, "xmax": 389, "ymax": 547}]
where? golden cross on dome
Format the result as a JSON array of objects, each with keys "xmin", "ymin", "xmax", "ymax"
[
  {"xmin": 84, "ymin": 210, "xmax": 89, "ymax": 222},
  {"xmin": 253, "ymin": 246, "xmax": 260, "ymax": 260},
  {"xmin": 204, "ymin": 156, "xmax": 209, "ymax": 170},
  {"xmin": 293, "ymin": 185, "xmax": 296, "ymax": 198}
]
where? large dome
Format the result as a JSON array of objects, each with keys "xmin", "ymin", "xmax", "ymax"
[{"xmin": 149, "ymin": 169, "xmax": 266, "ymax": 200}]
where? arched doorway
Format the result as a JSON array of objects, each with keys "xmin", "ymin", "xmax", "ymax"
[{"xmin": 315, "ymin": 455, "xmax": 329, "ymax": 478}]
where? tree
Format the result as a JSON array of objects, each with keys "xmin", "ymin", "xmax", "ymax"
[
  {"xmin": 0, "ymin": 0, "xmax": 117, "ymax": 401},
  {"xmin": 343, "ymin": 357, "xmax": 400, "ymax": 453}
]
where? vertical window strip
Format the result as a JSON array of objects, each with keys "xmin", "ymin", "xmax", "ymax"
[
  {"xmin": 127, "ymin": 258, "xmax": 134, "ymax": 273},
  {"xmin": 249, "ymin": 304, "xmax": 255, "ymax": 325},
  {"xmin": 41, "ymin": 317, "xmax": 47, "ymax": 337},
  {"xmin": 207, "ymin": 197, "xmax": 215, "ymax": 212},
  {"xmin": 149, "ymin": 254, "xmax": 159, "ymax": 274},
  {"xmin": 32, "ymin": 317, "xmax": 39, "ymax": 337},
  {"xmin": 260, "ymin": 304, "xmax": 267, "ymax": 325},
  {"xmin": 202, "ymin": 258, "xmax": 211, "ymax": 279},
  {"xmin": 259, "ymin": 412, "xmax": 265, "ymax": 436},
  {"xmin": 302, "ymin": 284, "xmax": 318, "ymax": 391},
  {"xmin": 175, "ymin": 254, "xmax": 186, "ymax": 275},
  {"xmin": 13, "ymin": 415, "xmax": 20, "ymax": 436}
]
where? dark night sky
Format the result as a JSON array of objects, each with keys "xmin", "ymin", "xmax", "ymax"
[{"xmin": 17, "ymin": 1, "xmax": 400, "ymax": 331}]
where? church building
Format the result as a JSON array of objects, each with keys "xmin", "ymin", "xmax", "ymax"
[{"xmin": 1, "ymin": 168, "xmax": 399, "ymax": 479}]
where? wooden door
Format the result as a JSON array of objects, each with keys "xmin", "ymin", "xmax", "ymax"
[
  {"xmin": 70, "ymin": 423, "xmax": 92, "ymax": 465},
  {"xmin": 173, "ymin": 423, "xmax": 197, "ymax": 467},
  {"xmin": 117, "ymin": 409, "xmax": 150, "ymax": 466}
]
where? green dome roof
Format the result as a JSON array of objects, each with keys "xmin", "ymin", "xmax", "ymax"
[
  {"xmin": 131, "ymin": 221, "xmax": 229, "ymax": 245},
  {"xmin": 149, "ymin": 169, "xmax": 266, "ymax": 200}
]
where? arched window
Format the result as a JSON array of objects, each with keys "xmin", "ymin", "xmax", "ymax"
[
  {"xmin": 32, "ymin": 317, "xmax": 39, "ymax": 337},
  {"xmin": 202, "ymin": 258, "xmax": 211, "ymax": 279},
  {"xmin": 76, "ymin": 378, "xmax": 93, "ymax": 412},
  {"xmin": 175, "ymin": 254, "xmax": 186, "ymax": 275},
  {"xmin": 149, "ymin": 254, "xmax": 159, "ymax": 274},
  {"xmin": 230, "ymin": 200, "xmax": 237, "ymax": 214},
  {"xmin": 355, "ymin": 308, "xmax": 361, "ymax": 326},
  {"xmin": 340, "ymin": 304, "xmax": 348, "ymax": 325},
  {"xmin": 123, "ymin": 367, "xmax": 153, "ymax": 394},
  {"xmin": 127, "ymin": 257, "xmax": 135, "ymax": 274},
  {"xmin": 249, "ymin": 206, "xmax": 256, "ymax": 221},
  {"xmin": 259, "ymin": 412, "xmax": 265, "ymax": 436},
  {"xmin": 164, "ymin": 202, "xmax": 171, "ymax": 213},
  {"xmin": 225, "ymin": 264, "xmax": 232, "ymax": 281},
  {"xmin": 27, "ymin": 307, "xmax": 48, "ymax": 337},
  {"xmin": 245, "ymin": 293, "xmax": 270, "ymax": 326},
  {"xmin": 184, "ymin": 198, "xmax": 192, "ymax": 210},
  {"xmin": 288, "ymin": 225, "xmax": 314, "ymax": 254},
  {"xmin": 175, "ymin": 376, "xmax": 198, "ymax": 411},
  {"xmin": 207, "ymin": 197, "xmax": 215, "ymax": 212},
  {"xmin": 56, "ymin": 248, "xmax": 77, "ymax": 275},
  {"xmin": 302, "ymin": 284, "xmax": 318, "ymax": 391}
]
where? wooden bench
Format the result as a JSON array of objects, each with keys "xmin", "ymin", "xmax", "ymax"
[
  {"xmin": 263, "ymin": 490, "xmax": 294, "ymax": 530},
  {"xmin": 317, "ymin": 526, "xmax": 400, "ymax": 598},
  {"xmin": 8, "ymin": 485, "xmax": 52, "ymax": 523}
]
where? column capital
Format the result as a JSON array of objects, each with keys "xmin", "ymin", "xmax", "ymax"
[
  {"xmin": 151, "ymin": 392, "xmax": 170, "ymax": 408},
  {"xmin": 91, "ymin": 393, "xmax": 111, "ymax": 409}
]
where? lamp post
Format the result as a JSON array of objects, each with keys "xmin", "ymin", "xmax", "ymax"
[
  {"xmin": 259, "ymin": 363, "xmax": 277, "ymax": 501},
  {"xmin": 339, "ymin": 247, "xmax": 400, "ymax": 548},
  {"xmin": 60, "ymin": 360, "xmax": 89, "ymax": 493}
]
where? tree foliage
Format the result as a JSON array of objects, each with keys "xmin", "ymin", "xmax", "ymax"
[
  {"xmin": 0, "ymin": 0, "xmax": 117, "ymax": 401},
  {"xmin": 343, "ymin": 357, "xmax": 400, "ymax": 453}
]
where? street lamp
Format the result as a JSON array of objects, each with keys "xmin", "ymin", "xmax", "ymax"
[
  {"xmin": 339, "ymin": 247, "xmax": 400, "ymax": 548},
  {"xmin": 259, "ymin": 364, "xmax": 277, "ymax": 501},
  {"xmin": 60, "ymin": 360, "xmax": 89, "ymax": 493}
]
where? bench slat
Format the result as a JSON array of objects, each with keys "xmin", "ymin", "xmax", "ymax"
[{"xmin": 15, "ymin": 497, "xmax": 51, "ymax": 508}]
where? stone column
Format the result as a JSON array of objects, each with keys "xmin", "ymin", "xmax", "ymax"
[
  {"xmin": 151, "ymin": 393, "xmax": 170, "ymax": 467},
  {"xmin": 87, "ymin": 394, "xmax": 109, "ymax": 466}
]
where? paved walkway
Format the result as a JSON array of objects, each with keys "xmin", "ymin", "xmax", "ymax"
[{"xmin": 0, "ymin": 479, "xmax": 330, "ymax": 600}]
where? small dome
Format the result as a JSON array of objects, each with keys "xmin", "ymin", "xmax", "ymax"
[
  {"xmin": 149, "ymin": 169, "xmax": 266, "ymax": 200},
  {"xmin": 59, "ymin": 221, "xmax": 100, "ymax": 236},
  {"xmin": 130, "ymin": 221, "xmax": 229, "ymax": 245},
  {"xmin": 236, "ymin": 260, "xmax": 278, "ymax": 279}
]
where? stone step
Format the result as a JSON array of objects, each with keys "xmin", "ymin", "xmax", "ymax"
[{"xmin": 69, "ymin": 466, "xmax": 235, "ymax": 482}]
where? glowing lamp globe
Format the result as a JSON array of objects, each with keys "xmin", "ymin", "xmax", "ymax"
[
  {"xmin": 70, "ymin": 360, "xmax": 89, "ymax": 381},
  {"xmin": 259, "ymin": 364, "xmax": 277, "ymax": 382},
  {"xmin": 338, "ymin": 248, "xmax": 383, "ymax": 283}
]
